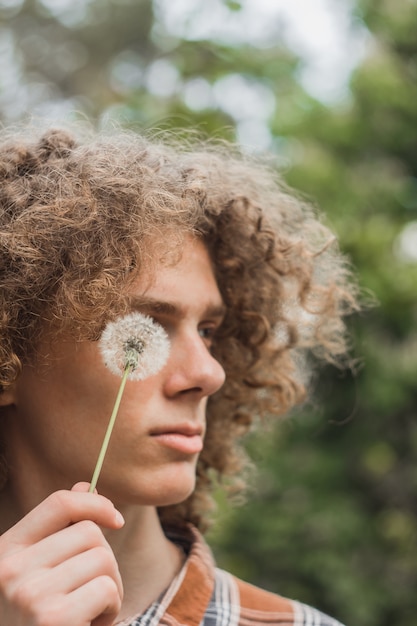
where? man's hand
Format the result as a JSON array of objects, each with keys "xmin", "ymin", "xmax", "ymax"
[{"xmin": 0, "ymin": 483, "xmax": 124, "ymax": 626}]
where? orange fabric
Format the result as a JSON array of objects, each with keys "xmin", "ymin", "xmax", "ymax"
[
  {"xmin": 163, "ymin": 527, "xmax": 215, "ymax": 626},
  {"xmin": 236, "ymin": 577, "xmax": 295, "ymax": 614},
  {"xmin": 164, "ymin": 558, "xmax": 214, "ymax": 625},
  {"xmin": 150, "ymin": 525, "xmax": 344, "ymax": 626}
]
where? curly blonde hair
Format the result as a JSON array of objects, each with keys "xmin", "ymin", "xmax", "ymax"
[{"xmin": 0, "ymin": 125, "xmax": 358, "ymax": 531}]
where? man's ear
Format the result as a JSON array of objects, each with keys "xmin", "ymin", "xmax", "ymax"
[{"xmin": 0, "ymin": 384, "xmax": 17, "ymax": 407}]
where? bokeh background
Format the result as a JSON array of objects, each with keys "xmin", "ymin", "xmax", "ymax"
[{"xmin": 1, "ymin": 0, "xmax": 416, "ymax": 624}]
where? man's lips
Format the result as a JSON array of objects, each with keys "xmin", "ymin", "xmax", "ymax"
[{"xmin": 150, "ymin": 424, "xmax": 204, "ymax": 454}]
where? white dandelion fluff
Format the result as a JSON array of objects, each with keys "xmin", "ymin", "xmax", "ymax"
[{"xmin": 99, "ymin": 312, "xmax": 170, "ymax": 380}]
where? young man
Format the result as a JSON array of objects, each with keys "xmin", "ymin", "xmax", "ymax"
[{"xmin": 0, "ymin": 127, "xmax": 357, "ymax": 625}]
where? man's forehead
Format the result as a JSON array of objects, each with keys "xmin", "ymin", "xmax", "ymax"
[{"xmin": 124, "ymin": 237, "xmax": 224, "ymax": 316}]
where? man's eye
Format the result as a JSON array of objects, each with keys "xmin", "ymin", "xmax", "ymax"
[{"xmin": 198, "ymin": 326, "xmax": 217, "ymax": 343}]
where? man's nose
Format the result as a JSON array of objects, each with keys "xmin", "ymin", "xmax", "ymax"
[{"xmin": 163, "ymin": 332, "xmax": 226, "ymax": 398}]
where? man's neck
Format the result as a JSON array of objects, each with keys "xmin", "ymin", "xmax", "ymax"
[{"xmin": 104, "ymin": 505, "xmax": 185, "ymax": 623}]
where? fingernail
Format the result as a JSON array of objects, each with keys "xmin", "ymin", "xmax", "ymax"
[{"xmin": 115, "ymin": 510, "xmax": 125, "ymax": 526}]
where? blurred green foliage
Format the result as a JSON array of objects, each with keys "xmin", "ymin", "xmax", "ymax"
[{"xmin": 1, "ymin": 0, "xmax": 416, "ymax": 624}]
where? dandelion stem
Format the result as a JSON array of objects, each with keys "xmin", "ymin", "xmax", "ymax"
[{"xmin": 89, "ymin": 362, "xmax": 132, "ymax": 493}]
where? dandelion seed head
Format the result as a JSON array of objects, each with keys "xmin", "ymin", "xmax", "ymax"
[{"xmin": 99, "ymin": 312, "xmax": 170, "ymax": 380}]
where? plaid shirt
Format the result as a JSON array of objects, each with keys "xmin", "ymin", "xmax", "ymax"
[{"xmin": 119, "ymin": 525, "xmax": 345, "ymax": 626}]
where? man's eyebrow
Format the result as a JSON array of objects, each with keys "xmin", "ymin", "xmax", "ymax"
[
  {"xmin": 128, "ymin": 296, "xmax": 226, "ymax": 320},
  {"xmin": 129, "ymin": 297, "xmax": 178, "ymax": 316}
]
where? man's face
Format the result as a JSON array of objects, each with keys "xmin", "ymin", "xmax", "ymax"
[{"xmin": 2, "ymin": 238, "xmax": 226, "ymax": 509}]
